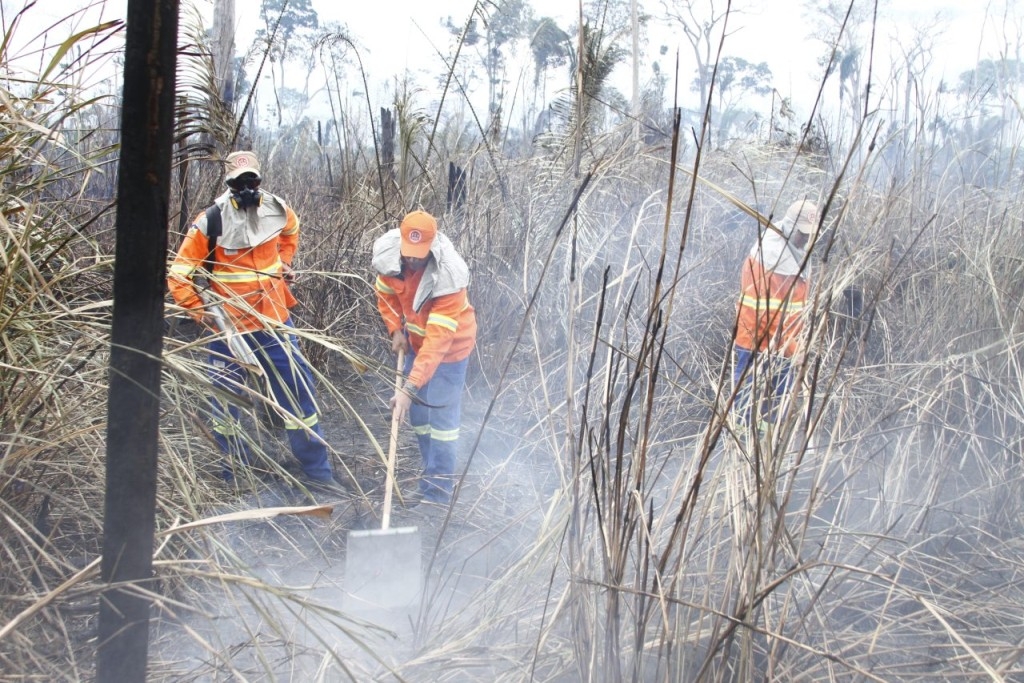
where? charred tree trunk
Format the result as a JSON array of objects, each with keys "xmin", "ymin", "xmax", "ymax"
[
  {"xmin": 318, "ymin": 120, "xmax": 334, "ymax": 187},
  {"xmin": 380, "ymin": 106, "xmax": 395, "ymax": 181},
  {"xmin": 447, "ymin": 161, "xmax": 467, "ymax": 213},
  {"xmin": 96, "ymin": 0, "xmax": 179, "ymax": 681}
]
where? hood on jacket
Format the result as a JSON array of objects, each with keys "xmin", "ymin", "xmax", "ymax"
[
  {"xmin": 201, "ymin": 190, "xmax": 290, "ymax": 249},
  {"xmin": 749, "ymin": 212, "xmax": 807, "ymax": 277},
  {"xmin": 372, "ymin": 228, "xmax": 470, "ymax": 312}
]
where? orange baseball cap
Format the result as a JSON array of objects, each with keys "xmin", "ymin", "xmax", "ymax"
[{"xmin": 400, "ymin": 210, "xmax": 437, "ymax": 258}]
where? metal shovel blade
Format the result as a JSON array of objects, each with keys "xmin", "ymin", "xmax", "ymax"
[
  {"xmin": 344, "ymin": 350, "xmax": 422, "ymax": 614},
  {"xmin": 344, "ymin": 525, "xmax": 422, "ymax": 611}
]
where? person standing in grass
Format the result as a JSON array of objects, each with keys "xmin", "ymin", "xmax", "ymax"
[
  {"xmin": 372, "ymin": 210, "xmax": 477, "ymax": 505},
  {"xmin": 167, "ymin": 151, "xmax": 336, "ymax": 488},
  {"xmin": 732, "ymin": 199, "xmax": 820, "ymax": 432}
]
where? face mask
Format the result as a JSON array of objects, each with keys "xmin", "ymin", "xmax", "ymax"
[
  {"xmin": 231, "ymin": 187, "xmax": 262, "ymax": 209},
  {"xmin": 227, "ymin": 174, "xmax": 262, "ymax": 209}
]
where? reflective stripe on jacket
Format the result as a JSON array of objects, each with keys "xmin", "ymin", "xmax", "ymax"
[
  {"xmin": 167, "ymin": 191, "xmax": 299, "ymax": 332},
  {"xmin": 734, "ymin": 255, "xmax": 808, "ymax": 357}
]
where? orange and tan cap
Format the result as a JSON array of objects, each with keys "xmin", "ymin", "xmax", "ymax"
[
  {"xmin": 785, "ymin": 200, "xmax": 819, "ymax": 236},
  {"xmin": 224, "ymin": 151, "xmax": 261, "ymax": 181},
  {"xmin": 400, "ymin": 210, "xmax": 437, "ymax": 258}
]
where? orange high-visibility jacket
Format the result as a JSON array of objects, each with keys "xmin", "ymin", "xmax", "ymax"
[
  {"xmin": 734, "ymin": 255, "xmax": 809, "ymax": 357},
  {"xmin": 375, "ymin": 265, "xmax": 477, "ymax": 388},
  {"xmin": 167, "ymin": 192, "xmax": 299, "ymax": 332}
]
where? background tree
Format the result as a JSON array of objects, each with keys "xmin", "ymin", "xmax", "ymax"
[
  {"xmin": 639, "ymin": 52, "xmax": 672, "ymax": 143},
  {"xmin": 699, "ymin": 55, "xmax": 772, "ymax": 144},
  {"xmin": 884, "ymin": 21, "xmax": 941, "ymax": 184},
  {"xmin": 803, "ymin": 0, "xmax": 872, "ymax": 149},
  {"xmin": 568, "ymin": 22, "xmax": 627, "ymax": 151},
  {"xmin": 661, "ymin": 0, "xmax": 742, "ymax": 128},
  {"xmin": 528, "ymin": 15, "xmax": 571, "ymax": 127},
  {"xmin": 211, "ymin": 0, "xmax": 235, "ymax": 108},
  {"xmin": 256, "ymin": 0, "xmax": 319, "ymax": 127},
  {"xmin": 958, "ymin": 57, "xmax": 1024, "ymax": 112},
  {"xmin": 630, "ymin": 0, "xmax": 641, "ymax": 147},
  {"xmin": 954, "ymin": 57, "xmax": 1024, "ymax": 187},
  {"xmin": 477, "ymin": 0, "xmax": 533, "ymax": 143},
  {"xmin": 446, "ymin": 2, "xmax": 532, "ymax": 143}
]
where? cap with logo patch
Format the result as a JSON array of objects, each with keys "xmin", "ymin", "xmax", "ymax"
[
  {"xmin": 224, "ymin": 151, "xmax": 261, "ymax": 182},
  {"xmin": 399, "ymin": 210, "xmax": 437, "ymax": 258}
]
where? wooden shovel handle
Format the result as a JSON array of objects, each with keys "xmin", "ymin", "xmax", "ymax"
[{"xmin": 381, "ymin": 349, "xmax": 404, "ymax": 530}]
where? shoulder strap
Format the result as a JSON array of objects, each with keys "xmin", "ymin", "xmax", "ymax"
[{"xmin": 203, "ymin": 204, "xmax": 222, "ymax": 275}]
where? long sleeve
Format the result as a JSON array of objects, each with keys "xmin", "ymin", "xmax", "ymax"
[
  {"xmin": 167, "ymin": 222, "xmax": 209, "ymax": 318},
  {"xmin": 407, "ymin": 290, "xmax": 471, "ymax": 387},
  {"xmin": 375, "ymin": 274, "xmax": 404, "ymax": 336},
  {"xmin": 277, "ymin": 205, "xmax": 299, "ymax": 264}
]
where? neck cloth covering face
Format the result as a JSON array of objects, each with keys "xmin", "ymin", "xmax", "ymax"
[{"xmin": 750, "ymin": 217, "xmax": 802, "ymax": 276}]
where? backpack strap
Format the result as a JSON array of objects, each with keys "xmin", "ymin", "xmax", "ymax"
[{"xmin": 203, "ymin": 204, "xmax": 222, "ymax": 276}]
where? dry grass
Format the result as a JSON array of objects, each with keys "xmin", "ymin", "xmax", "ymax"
[{"xmin": 2, "ymin": 2, "xmax": 1024, "ymax": 681}]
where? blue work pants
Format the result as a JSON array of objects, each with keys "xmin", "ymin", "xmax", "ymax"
[
  {"xmin": 404, "ymin": 353, "xmax": 469, "ymax": 502},
  {"xmin": 208, "ymin": 323, "xmax": 333, "ymax": 482},
  {"xmin": 732, "ymin": 345, "xmax": 794, "ymax": 432}
]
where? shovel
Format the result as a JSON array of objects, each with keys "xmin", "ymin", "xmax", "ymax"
[{"xmin": 343, "ymin": 349, "xmax": 422, "ymax": 613}]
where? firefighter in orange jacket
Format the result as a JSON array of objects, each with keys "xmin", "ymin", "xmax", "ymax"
[
  {"xmin": 168, "ymin": 151, "xmax": 335, "ymax": 486},
  {"xmin": 372, "ymin": 210, "xmax": 477, "ymax": 505},
  {"xmin": 733, "ymin": 200, "xmax": 819, "ymax": 431}
]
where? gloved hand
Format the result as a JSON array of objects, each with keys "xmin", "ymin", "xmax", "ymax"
[
  {"xmin": 391, "ymin": 330, "xmax": 408, "ymax": 354},
  {"xmin": 282, "ymin": 262, "xmax": 296, "ymax": 284},
  {"xmin": 190, "ymin": 307, "xmax": 216, "ymax": 329},
  {"xmin": 390, "ymin": 386, "xmax": 413, "ymax": 423}
]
